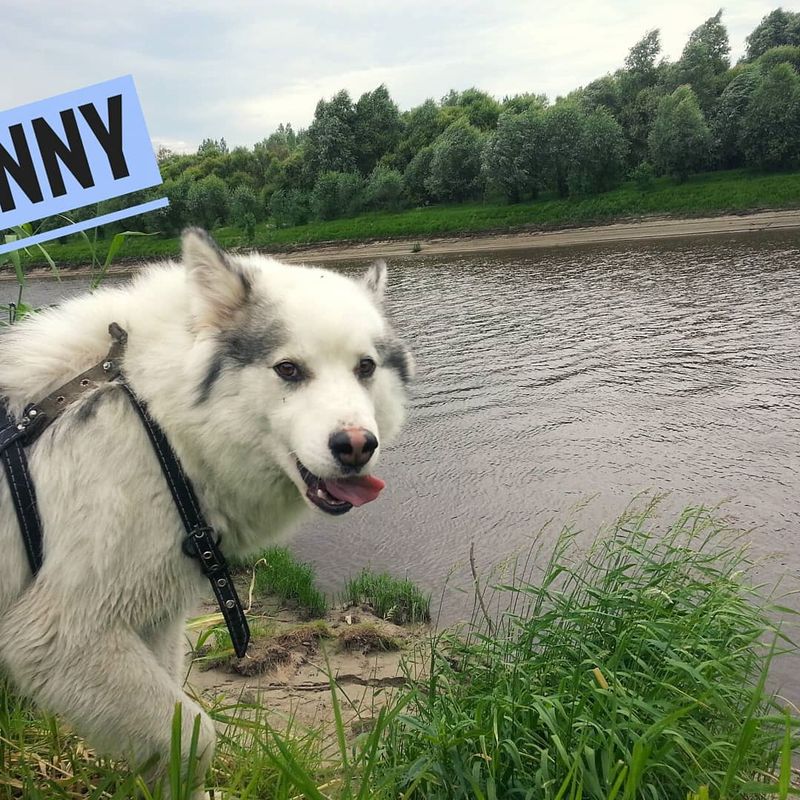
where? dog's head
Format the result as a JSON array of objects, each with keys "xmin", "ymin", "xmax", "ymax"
[{"xmin": 183, "ymin": 228, "xmax": 413, "ymax": 516}]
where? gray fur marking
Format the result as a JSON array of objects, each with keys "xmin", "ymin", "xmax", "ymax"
[
  {"xmin": 377, "ymin": 337, "xmax": 412, "ymax": 384},
  {"xmin": 196, "ymin": 303, "xmax": 287, "ymax": 403}
]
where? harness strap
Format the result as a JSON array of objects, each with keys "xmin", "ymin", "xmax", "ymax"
[
  {"xmin": 0, "ymin": 402, "xmax": 43, "ymax": 574},
  {"xmin": 117, "ymin": 380, "xmax": 251, "ymax": 659},
  {"xmin": 2, "ymin": 323, "xmax": 250, "ymax": 658}
]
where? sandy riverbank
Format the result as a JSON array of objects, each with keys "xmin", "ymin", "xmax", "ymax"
[
  {"xmin": 9, "ymin": 209, "xmax": 800, "ymax": 281},
  {"xmin": 281, "ymin": 209, "xmax": 800, "ymax": 264}
]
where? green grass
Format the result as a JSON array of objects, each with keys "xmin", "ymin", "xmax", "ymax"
[
  {"xmin": 343, "ymin": 569, "xmax": 431, "ymax": 625},
  {"xmin": 367, "ymin": 498, "xmax": 799, "ymax": 799},
  {"xmin": 15, "ymin": 168, "xmax": 800, "ymax": 268},
  {"xmin": 249, "ymin": 546, "xmax": 328, "ymax": 619},
  {"xmin": 1, "ymin": 500, "xmax": 797, "ymax": 798},
  {"xmin": 0, "ymin": 676, "xmax": 326, "ymax": 799}
]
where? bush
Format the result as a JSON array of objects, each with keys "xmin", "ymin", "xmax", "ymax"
[{"xmin": 364, "ymin": 166, "xmax": 407, "ymax": 211}]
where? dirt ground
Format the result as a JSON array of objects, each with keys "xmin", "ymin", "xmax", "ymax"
[{"xmin": 186, "ymin": 600, "xmax": 428, "ymax": 743}]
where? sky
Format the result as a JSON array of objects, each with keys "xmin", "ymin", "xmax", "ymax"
[{"xmin": 0, "ymin": 0, "xmax": 788, "ymax": 153}]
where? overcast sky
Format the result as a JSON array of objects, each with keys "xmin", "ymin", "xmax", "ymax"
[{"xmin": 1, "ymin": 1, "xmax": 786, "ymax": 153}]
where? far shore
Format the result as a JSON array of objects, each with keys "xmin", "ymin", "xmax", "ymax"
[{"xmin": 8, "ymin": 209, "xmax": 800, "ymax": 281}]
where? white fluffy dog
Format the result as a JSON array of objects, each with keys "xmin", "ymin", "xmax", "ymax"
[{"xmin": 0, "ymin": 229, "xmax": 413, "ymax": 796}]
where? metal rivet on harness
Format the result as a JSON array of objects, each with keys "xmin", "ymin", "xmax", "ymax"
[
  {"xmin": 28, "ymin": 409, "xmax": 37, "ymax": 417},
  {"xmin": 202, "ymin": 550, "xmax": 213, "ymax": 559},
  {"xmin": 56, "ymin": 396, "xmax": 65, "ymax": 403},
  {"xmin": 16, "ymin": 423, "xmax": 24, "ymax": 431},
  {"xmin": 80, "ymin": 379, "xmax": 90, "ymax": 387},
  {"xmin": 102, "ymin": 361, "xmax": 113, "ymax": 371},
  {"xmin": 216, "ymin": 578, "xmax": 227, "ymax": 587},
  {"xmin": 225, "ymin": 599, "xmax": 236, "ymax": 609}
]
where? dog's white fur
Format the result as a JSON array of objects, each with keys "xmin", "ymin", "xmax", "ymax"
[{"xmin": 0, "ymin": 230, "xmax": 412, "ymax": 797}]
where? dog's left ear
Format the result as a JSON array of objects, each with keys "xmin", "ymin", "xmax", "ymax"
[
  {"xmin": 361, "ymin": 259, "xmax": 387, "ymax": 305},
  {"xmin": 183, "ymin": 228, "xmax": 250, "ymax": 330}
]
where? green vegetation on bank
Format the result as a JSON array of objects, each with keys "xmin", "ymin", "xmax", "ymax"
[
  {"xmin": 7, "ymin": 8, "xmax": 800, "ymax": 265},
  {"xmin": 13, "ymin": 168, "xmax": 800, "ymax": 268},
  {"xmin": 1, "ymin": 500, "xmax": 797, "ymax": 798}
]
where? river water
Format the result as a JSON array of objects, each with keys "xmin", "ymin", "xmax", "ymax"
[{"xmin": 18, "ymin": 230, "xmax": 800, "ymax": 686}]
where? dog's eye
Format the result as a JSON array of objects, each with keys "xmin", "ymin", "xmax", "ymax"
[
  {"xmin": 357, "ymin": 357, "xmax": 376, "ymax": 379},
  {"xmin": 274, "ymin": 361, "xmax": 303, "ymax": 382}
]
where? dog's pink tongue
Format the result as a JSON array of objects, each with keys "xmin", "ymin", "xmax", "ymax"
[{"xmin": 325, "ymin": 475, "xmax": 386, "ymax": 506}]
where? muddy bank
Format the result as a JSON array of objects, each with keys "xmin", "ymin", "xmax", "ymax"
[{"xmin": 187, "ymin": 599, "xmax": 427, "ymax": 741}]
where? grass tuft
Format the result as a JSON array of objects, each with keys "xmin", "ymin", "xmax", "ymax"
[
  {"xmin": 250, "ymin": 546, "xmax": 328, "ymax": 619},
  {"xmin": 344, "ymin": 569, "xmax": 431, "ymax": 625}
]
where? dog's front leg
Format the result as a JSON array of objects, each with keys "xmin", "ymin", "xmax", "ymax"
[
  {"xmin": 145, "ymin": 615, "xmax": 192, "ymax": 684},
  {"xmin": 0, "ymin": 605, "xmax": 214, "ymax": 799}
]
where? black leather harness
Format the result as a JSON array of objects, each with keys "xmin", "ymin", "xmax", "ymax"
[{"xmin": 1, "ymin": 323, "xmax": 250, "ymax": 658}]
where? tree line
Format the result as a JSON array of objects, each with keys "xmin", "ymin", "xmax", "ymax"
[{"xmin": 40, "ymin": 8, "xmax": 800, "ymax": 239}]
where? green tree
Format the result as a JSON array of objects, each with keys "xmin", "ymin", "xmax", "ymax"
[
  {"xmin": 269, "ymin": 188, "xmax": 309, "ymax": 227},
  {"xmin": 712, "ymin": 66, "xmax": 760, "ymax": 167},
  {"xmin": 741, "ymin": 63, "xmax": 800, "ymax": 170},
  {"xmin": 746, "ymin": 8, "xmax": 800, "ymax": 60},
  {"xmin": 542, "ymin": 102, "xmax": 584, "ymax": 197},
  {"xmin": 364, "ymin": 166, "xmax": 407, "ymax": 211},
  {"xmin": 649, "ymin": 85, "xmax": 712, "ymax": 181},
  {"xmin": 482, "ymin": 111, "xmax": 546, "ymax": 202},
  {"xmin": 441, "ymin": 88, "xmax": 501, "ymax": 131},
  {"xmin": 757, "ymin": 45, "xmax": 800, "ymax": 73},
  {"xmin": 669, "ymin": 11, "xmax": 730, "ymax": 114},
  {"xmin": 230, "ymin": 184, "xmax": 260, "ymax": 241},
  {"xmin": 158, "ymin": 175, "xmax": 193, "ymax": 235},
  {"xmin": 502, "ymin": 93, "xmax": 548, "ymax": 115},
  {"xmin": 619, "ymin": 86, "xmax": 664, "ymax": 166},
  {"xmin": 426, "ymin": 118, "xmax": 484, "ymax": 202},
  {"xmin": 197, "ymin": 137, "xmax": 228, "ymax": 157},
  {"xmin": 186, "ymin": 174, "xmax": 230, "ymax": 229},
  {"xmin": 580, "ymin": 76, "xmax": 622, "ymax": 117},
  {"xmin": 304, "ymin": 91, "xmax": 357, "ymax": 178},
  {"xmin": 311, "ymin": 171, "xmax": 364, "ymax": 220},
  {"xmin": 353, "ymin": 85, "xmax": 402, "ymax": 175},
  {"xmin": 623, "ymin": 30, "xmax": 661, "ymax": 93},
  {"xmin": 403, "ymin": 146, "xmax": 435, "ymax": 204},
  {"xmin": 569, "ymin": 108, "xmax": 629, "ymax": 194},
  {"xmin": 395, "ymin": 100, "xmax": 446, "ymax": 167}
]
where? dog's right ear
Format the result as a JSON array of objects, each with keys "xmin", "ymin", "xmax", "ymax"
[{"xmin": 183, "ymin": 228, "xmax": 250, "ymax": 330}]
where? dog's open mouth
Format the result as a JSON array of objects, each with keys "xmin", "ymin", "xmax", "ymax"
[{"xmin": 296, "ymin": 460, "xmax": 386, "ymax": 515}]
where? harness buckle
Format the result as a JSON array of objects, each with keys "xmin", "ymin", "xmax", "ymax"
[{"xmin": 182, "ymin": 525, "xmax": 226, "ymax": 578}]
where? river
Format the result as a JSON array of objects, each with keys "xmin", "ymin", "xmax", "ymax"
[{"xmin": 17, "ymin": 229, "xmax": 800, "ymax": 688}]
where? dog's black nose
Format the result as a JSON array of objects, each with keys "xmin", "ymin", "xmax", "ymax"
[{"xmin": 329, "ymin": 427, "xmax": 378, "ymax": 470}]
